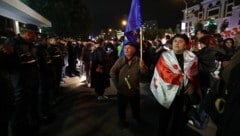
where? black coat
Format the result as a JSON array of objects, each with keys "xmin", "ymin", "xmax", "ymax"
[
  {"xmin": 221, "ymin": 62, "xmax": 240, "ymax": 135},
  {"xmin": 196, "ymin": 47, "xmax": 220, "ymax": 94},
  {"xmin": 90, "ymin": 47, "xmax": 110, "ymax": 89}
]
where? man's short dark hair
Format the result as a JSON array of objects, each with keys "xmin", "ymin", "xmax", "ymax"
[{"xmin": 171, "ymin": 34, "xmax": 189, "ymax": 45}]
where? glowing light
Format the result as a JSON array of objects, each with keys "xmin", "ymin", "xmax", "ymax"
[{"xmin": 122, "ymin": 20, "xmax": 127, "ymax": 26}]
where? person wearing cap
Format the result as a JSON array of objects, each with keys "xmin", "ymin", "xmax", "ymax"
[
  {"xmin": 110, "ymin": 42, "xmax": 148, "ymax": 128},
  {"xmin": 5, "ymin": 23, "xmax": 40, "ymax": 136},
  {"xmin": 150, "ymin": 34, "xmax": 199, "ymax": 136}
]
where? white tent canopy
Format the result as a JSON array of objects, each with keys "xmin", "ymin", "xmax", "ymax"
[{"xmin": 0, "ymin": 0, "xmax": 51, "ymax": 27}]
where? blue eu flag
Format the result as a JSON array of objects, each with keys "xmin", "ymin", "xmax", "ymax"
[
  {"xmin": 121, "ymin": 0, "xmax": 142, "ymax": 56},
  {"xmin": 125, "ymin": 0, "xmax": 142, "ymax": 43}
]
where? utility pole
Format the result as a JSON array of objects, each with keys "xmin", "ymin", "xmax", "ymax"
[
  {"xmin": 184, "ymin": 0, "xmax": 188, "ymax": 21},
  {"xmin": 184, "ymin": 0, "xmax": 188, "ymax": 34}
]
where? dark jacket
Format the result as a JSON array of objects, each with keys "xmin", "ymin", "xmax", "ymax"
[
  {"xmin": 90, "ymin": 46, "xmax": 110, "ymax": 89},
  {"xmin": 110, "ymin": 56, "xmax": 148, "ymax": 96},
  {"xmin": 6, "ymin": 35, "xmax": 39, "ymax": 94}
]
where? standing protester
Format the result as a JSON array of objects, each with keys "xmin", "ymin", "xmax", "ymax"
[
  {"xmin": 58, "ymin": 39, "xmax": 68, "ymax": 80},
  {"xmin": 47, "ymin": 36, "xmax": 64, "ymax": 101},
  {"xmin": 90, "ymin": 38, "xmax": 110, "ymax": 100},
  {"xmin": 220, "ymin": 38, "xmax": 236, "ymax": 60},
  {"xmin": 66, "ymin": 39, "xmax": 77, "ymax": 77},
  {"xmin": 35, "ymin": 34, "xmax": 55, "ymax": 122},
  {"xmin": 0, "ymin": 35, "xmax": 14, "ymax": 136},
  {"xmin": 219, "ymin": 32, "xmax": 240, "ymax": 136},
  {"xmin": 110, "ymin": 42, "xmax": 148, "ymax": 128},
  {"xmin": 191, "ymin": 29, "xmax": 210, "ymax": 53},
  {"xmin": 193, "ymin": 35, "xmax": 223, "ymax": 129},
  {"xmin": 150, "ymin": 34, "xmax": 199, "ymax": 136},
  {"xmin": 82, "ymin": 41, "xmax": 93, "ymax": 86},
  {"xmin": 5, "ymin": 24, "xmax": 40, "ymax": 136}
]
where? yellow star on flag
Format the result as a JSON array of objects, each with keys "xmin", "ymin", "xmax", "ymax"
[{"xmin": 132, "ymin": 29, "xmax": 138, "ymax": 35}]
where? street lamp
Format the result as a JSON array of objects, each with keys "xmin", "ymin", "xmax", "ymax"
[
  {"xmin": 120, "ymin": 19, "xmax": 127, "ymax": 33},
  {"xmin": 121, "ymin": 20, "xmax": 127, "ymax": 27}
]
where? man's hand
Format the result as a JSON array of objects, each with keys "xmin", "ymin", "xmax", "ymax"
[{"xmin": 0, "ymin": 44, "xmax": 13, "ymax": 54}]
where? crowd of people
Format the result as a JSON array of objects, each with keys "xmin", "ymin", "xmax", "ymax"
[
  {"xmin": 148, "ymin": 31, "xmax": 240, "ymax": 136},
  {"xmin": 1, "ymin": 23, "xmax": 240, "ymax": 136},
  {"xmin": 0, "ymin": 23, "xmax": 121, "ymax": 136}
]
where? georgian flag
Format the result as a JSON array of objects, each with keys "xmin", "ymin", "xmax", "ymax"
[{"xmin": 150, "ymin": 50, "xmax": 198, "ymax": 109}]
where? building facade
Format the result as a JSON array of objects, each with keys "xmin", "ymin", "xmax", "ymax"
[{"xmin": 181, "ymin": 0, "xmax": 240, "ymax": 37}]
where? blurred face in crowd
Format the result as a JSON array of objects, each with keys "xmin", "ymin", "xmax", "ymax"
[
  {"xmin": 196, "ymin": 31, "xmax": 205, "ymax": 39},
  {"xmin": 29, "ymin": 31, "xmax": 38, "ymax": 42},
  {"xmin": 124, "ymin": 44, "xmax": 136, "ymax": 58},
  {"xmin": 172, "ymin": 37, "xmax": 186, "ymax": 54},
  {"xmin": 225, "ymin": 39, "xmax": 234, "ymax": 48},
  {"xmin": 21, "ymin": 31, "xmax": 37, "ymax": 43},
  {"xmin": 48, "ymin": 38, "xmax": 57, "ymax": 45},
  {"xmin": 199, "ymin": 42, "xmax": 206, "ymax": 49}
]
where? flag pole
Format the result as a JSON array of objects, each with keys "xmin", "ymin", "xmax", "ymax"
[{"xmin": 140, "ymin": 26, "xmax": 143, "ymax": 61}]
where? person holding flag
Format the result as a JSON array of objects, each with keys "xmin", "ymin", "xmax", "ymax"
[
  {"xmin": 110, "ymin": 41, "xmax": 148, "ymax": 128},
  {"xmin": 110, "ymin": 0, "xmax": 148, "ymax": 128},
  {"xmin": 150, "ymin": 34, "xmax": 199, "ymax": 136}
]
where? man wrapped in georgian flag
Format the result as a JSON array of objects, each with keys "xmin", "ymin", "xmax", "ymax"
[{"xmin": 150, "ymin": 49, "xmax": 198, "ymax": 109}]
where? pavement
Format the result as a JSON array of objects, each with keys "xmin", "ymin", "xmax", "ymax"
[{"xmin": 38, "ymin": 74, "xmax": 217, "ymax": 136}]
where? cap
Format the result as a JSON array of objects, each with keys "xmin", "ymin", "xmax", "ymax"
[
  {"xmin": 124, "ymin": 41, "xmax": 137, "ymax": 48},
  {"xmin": 21, "ymin": 23, "xmax": 40, "ymax": 33}
]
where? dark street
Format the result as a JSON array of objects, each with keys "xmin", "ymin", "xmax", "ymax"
[{"xmin": 37, "ymin": 75, "xmax": 215, "ymax": 136}]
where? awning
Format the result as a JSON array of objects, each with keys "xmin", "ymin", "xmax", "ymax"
[{"xmin": 0, "ymin": 0, "xmax": 51, "ymax": 27}]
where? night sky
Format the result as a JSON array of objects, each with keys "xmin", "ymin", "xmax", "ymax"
[{"xmin": 82, "ymin": 0, "xmax": 185, "ymax": 33}]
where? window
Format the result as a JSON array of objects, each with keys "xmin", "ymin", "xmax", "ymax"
[
  {"xmin": 209, "ymin": 9, "xmax": 219, "ymax": 16},
  {"xmin": 227, "ymin": 5, "xmax": 232, "ymax": 12},
  {"xmin": 208, "ymin": 7, "xmax": 220, "ymax": 18}
]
